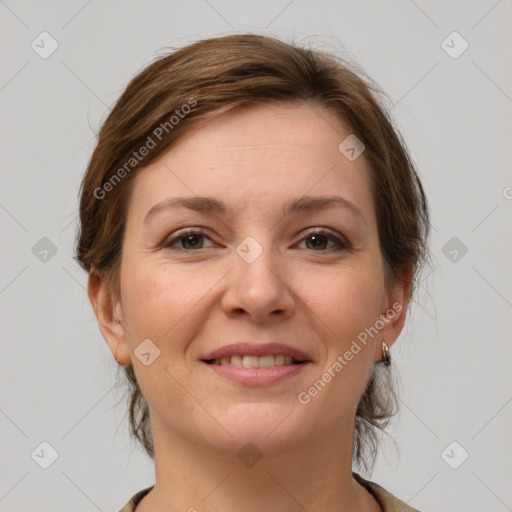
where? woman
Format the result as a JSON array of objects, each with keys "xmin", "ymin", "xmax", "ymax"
[{"xmin": 76, "ymin": 34, "xmax": 430, "ymax": 512}]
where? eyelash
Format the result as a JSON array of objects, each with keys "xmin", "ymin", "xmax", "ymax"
[{"xmin": 162, "ymin": 227, "xmax": 351, "ymax": 252}]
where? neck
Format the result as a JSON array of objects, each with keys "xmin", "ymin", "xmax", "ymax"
[{"xmin": 136, "ymin": 417, "xmax": 381, "ymax": 512}]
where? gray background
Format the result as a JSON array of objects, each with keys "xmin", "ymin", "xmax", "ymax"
[{"xmin": 1, "ymin": 1, "xmax": 511, "ymax": 511}]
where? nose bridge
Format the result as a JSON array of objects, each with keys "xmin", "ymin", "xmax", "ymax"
[
  {"xmin": 224, "ymin": 232, "xmax": 295, "ymax": 320},
  {"xmin": 236, "ymin": 232, "xmax": 283, "ymax": 292}
]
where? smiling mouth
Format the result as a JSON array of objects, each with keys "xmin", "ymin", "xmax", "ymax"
[{"xmin": 202, "ymin": 355, "xmax": 306, "ymax": 368}]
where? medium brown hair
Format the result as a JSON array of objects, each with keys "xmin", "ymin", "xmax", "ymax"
[{"xmin": 75, "ymin": 33, "xmax": 430, "ymax": 472}]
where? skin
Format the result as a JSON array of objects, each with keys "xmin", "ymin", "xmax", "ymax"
[{"xmin": 88, "ymin": 102, "xmax": 411, "ymax": 512}]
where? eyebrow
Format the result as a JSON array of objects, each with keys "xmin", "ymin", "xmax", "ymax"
[{"xmin": 144, "ymin": 195, "xmax": 367, "ymax": 225}]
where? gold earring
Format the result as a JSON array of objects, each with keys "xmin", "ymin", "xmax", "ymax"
[{"xmin": 381, "ymin": 341, "xmax": 391, "ymax": 366}]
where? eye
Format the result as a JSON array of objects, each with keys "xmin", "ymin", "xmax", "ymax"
[
  {"xmin": 297, "ymin": 228, "xmax": 351, "ymax": 251},
  {"xmin": 162, "ymin": 227, "xmax": 351, "ymax": 252},
  {"xmin": 163, "ymin": 228, "xmax": 215, "ymax": 250}
]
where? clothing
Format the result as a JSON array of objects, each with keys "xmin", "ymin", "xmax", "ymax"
[
  {"xmin": 352, "ymin": 472, "xmax": 421, "ymax": 511},
  {"xmin": 118, "ymin": 472, "xmax": 420, "ymax": 512}
]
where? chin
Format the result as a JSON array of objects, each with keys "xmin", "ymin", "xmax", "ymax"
[{"xmin": 202, "ymin": 401, "xmax": 311, "ymax": 454}]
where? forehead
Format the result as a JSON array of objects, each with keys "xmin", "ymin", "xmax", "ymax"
[{"xmin": 127, "ymin": 102, "xmax": 376, "ymax": 226}]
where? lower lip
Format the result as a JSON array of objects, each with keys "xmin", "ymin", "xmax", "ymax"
[{"xmin": 203, "ymin": 361, "xmax": 309, "ymax": 386}]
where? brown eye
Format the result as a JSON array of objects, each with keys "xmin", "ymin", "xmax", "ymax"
[
  {"xmin": 163, "ymin": 229, "xmax": 214, "ymax": 250},
  {"xmin": 180, "ymin": 234, "xmax": 204, "ymax": 249},
  {"xmin": 299, "ymin": 229, "xmax": 350, "ymax": 251},
  {"xmin": 305, "ymin": 233, "xmax": 329, "ymax": 250}
]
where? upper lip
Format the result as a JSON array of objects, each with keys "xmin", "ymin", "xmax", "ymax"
[{"xmin": 201, "ymin": 342, "xmax": 312, "ymax": 362}]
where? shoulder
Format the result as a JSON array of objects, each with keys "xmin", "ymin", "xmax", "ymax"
[
  {"xmin": 352, "ymin": 472, "xmax": 422, "ymax": 512},
  {"xmin": 118, "ymin": 485, "xmax": 154, "ymax": 512},
  {"xmin": 119, "ymin": 477, "xmax": 421, "ymax": 512}
]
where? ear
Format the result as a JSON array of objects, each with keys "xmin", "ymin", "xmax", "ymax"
[
  {"xmin": 374, "ymin": 263, "xmax": 413, "ymax": 362},
  {"xmin": 87, "ymin": 269, "xmax": 131, "ymax": 365}
]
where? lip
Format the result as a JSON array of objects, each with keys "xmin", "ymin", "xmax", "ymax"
[
  {"xmin": 201, "ymin": 342, "xmax": 312, "ymax": 362},
  {"xmin": 204, "ymin": 361, "xmax": 310, "ymax": 386}
]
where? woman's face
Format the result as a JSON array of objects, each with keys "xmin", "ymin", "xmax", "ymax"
[{"xmin": 92, "ymin": 102, "xmax": 409, "ymax": 454}]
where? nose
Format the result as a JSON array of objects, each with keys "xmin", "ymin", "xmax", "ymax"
[{"xmin": 221, "ymin": 241, "xmax": 296, "ymax": 323}]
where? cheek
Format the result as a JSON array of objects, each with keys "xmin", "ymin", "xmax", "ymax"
[
  {"xmin": 120, "ymin": 258, "xmax": 220, "ymax": 345},
  {"xmin": 306, "ymin": 261, "xmax": 384, "ymax": 343},
  {"xmin": 299, "ymin": 267, "xmax": 383, "ymax": 418},
  {"xmin": 122, "ymin": 269, "xmax": 180, "ymax": 337}
]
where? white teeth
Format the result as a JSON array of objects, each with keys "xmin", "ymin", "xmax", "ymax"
[
  {"xmin": 258, "ymin": 355, "xmax": 275, "ymax": 368},
  {"xmin": 242, "ymin": 355, "xmax": 259, "ymax": 368},
  {"xmin": 211, "ymin": 355, "xmax": 300, "ymax": 367},
  {"xmin": 230, "ymin": 355, "xmax": 243, "ymax": 367}
]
